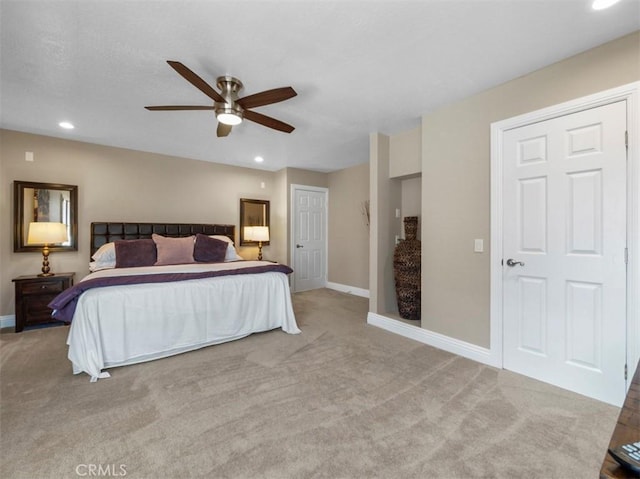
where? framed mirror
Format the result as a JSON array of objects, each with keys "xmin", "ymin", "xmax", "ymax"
[
  {"xmin": 14, "ymin": 180, "xmax": 78, "ymax": 252},
  {"xmin": 239, "ymin": 198, "xmax": 270, "ymax": 246}
]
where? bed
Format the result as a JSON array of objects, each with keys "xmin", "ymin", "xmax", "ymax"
[{"xmin": 51, "ymin": 222, "xmax": 300, "ymax": 382}]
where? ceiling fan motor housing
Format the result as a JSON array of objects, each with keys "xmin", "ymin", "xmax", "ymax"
[{"xmin": 215, "ymin": 76, "xmax": 244, "ymax": 119}]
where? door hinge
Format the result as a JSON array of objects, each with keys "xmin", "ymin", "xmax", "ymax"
[
  {"xmin": 625, "ymin": 130, "xmax": 628, "ymax": 150},
  {"xmin": 625, "ymin": 247, "xmax": 628, "ymax": 265},
  {"xmin": 625, "ymin": 363, "xmax": 628, "ymax": 380}
]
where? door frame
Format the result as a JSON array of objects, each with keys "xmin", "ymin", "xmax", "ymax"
[
  {"xmin": 489, "ymin": 82, "xmax": 640, "ymax": 387},
  {"xmin": 290, "ymin": 184, "xmax": 329, "ymax": 293}
]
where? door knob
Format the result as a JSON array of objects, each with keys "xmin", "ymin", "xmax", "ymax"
[
  {"xmin": 296, "ymin": 244, "xmax": 304, "ymax": 248},
  {"xmin": 506, "ymin": 258, "xmax": 525, "ymax": 267}
]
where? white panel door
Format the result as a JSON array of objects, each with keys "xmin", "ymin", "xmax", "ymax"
[
  {"xmin": 503, "ymin": 101, "xmax": 627, "ymax": 405},
  {"xmin": 292, "ymin": 186, "xmax": 327, "ymax": 292}
]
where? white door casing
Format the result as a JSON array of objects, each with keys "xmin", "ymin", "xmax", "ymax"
[
  {"xmin": 291, "ymin": 185, "xmax": 328, "ymax": 292},
  {"xmin": 502, "ymin": 101, "xmax": 627, "ymax": 406}
]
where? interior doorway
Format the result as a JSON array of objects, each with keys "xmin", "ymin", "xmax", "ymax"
[{"xmin": 290, "ymin": 184, "xmax": 328, "ymax": 292}]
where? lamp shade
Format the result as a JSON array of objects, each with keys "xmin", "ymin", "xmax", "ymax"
[
  {"xmin": 251, "ymin": 226, "xmax": 269, "ymax": 242},
  {"xmin": 27, "ymin": 222, "xmax": 68, "ymax": 245}
]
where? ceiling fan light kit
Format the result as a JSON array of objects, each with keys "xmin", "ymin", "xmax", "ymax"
[
  {"xmin": 217, "ymin": 111, "xmax": 243, "ymax": 126},
  {"xmin": 145, "ymin": 61, "xmax": 296, "ymax": 137}
]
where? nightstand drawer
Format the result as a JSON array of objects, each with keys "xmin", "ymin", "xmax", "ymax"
[
  {"xmin": 19, "ymin": 281, "xmax": 65, "ymax": 295},
  {"xmin": 21, "ymin": 296, "xmax": 57, "ymax": 324}
]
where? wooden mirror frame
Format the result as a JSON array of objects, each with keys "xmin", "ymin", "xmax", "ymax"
[
  {"xmin": 239, "ymin": 198, "xmax": 270, "ymax": 246},
  {"xmin": 13, "ymin": 180, "xmax": 78, "ymax": 252}
]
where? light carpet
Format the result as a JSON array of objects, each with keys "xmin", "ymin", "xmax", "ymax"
[{"xmin": 0, "ymin": 288, "xmax": 618, "ymax": 478}]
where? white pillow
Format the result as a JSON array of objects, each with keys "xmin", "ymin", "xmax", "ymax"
[
  {"xmin": 209, "ymin": 235, "xmax": 243, "ymax": 261},
  {"xmin": 210, "ymin": 235, "xmax": 232, "ymax": 243},
  {"xmin": 89, "ymin": 261, "xmax": 115, "ymax": 272},
  {"xmin": 91, "ymin": 242, "xmax": 117, "ymax": 270},
  {"xmin": 92, "ymin": 242, "xmax": 116, "ymax": 262}
]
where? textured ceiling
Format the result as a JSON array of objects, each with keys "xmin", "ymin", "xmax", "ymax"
[{"xmin": 1, "ymin": 0, "xmax": 638, "ymax": 172}]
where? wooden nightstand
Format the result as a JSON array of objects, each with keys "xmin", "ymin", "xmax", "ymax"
[{"xmin": 12, "ymin": 273, "xmax": 75, "ymax": 333}]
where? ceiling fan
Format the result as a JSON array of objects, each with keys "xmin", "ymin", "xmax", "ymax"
[{"xmin": 145, "ymin": 61, "xmax": 297, "ymax": 137}]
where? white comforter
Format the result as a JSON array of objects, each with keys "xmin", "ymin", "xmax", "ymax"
[{"xmin": 66, "ymin": 261, "xmax": 300, "ymax": 381}]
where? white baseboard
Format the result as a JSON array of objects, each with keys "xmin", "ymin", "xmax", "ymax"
[
  {"xmin": 0, "ymin": 315, "xmax": 15, "ymax": 329},
  {"xmin": 326, "ymin": 282, "xmax": 370, "ymax": 298},
  {"xmin": 367, "ymin": 312, "xmax": 500, "ymax": 368}
]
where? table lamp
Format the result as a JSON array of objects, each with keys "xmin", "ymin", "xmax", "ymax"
[
  {"xmin": 27, "ymin": 222, "xmax": 68, "ymax": 276},
  {"xmin": 245, "ymin": 226, "xmax": 269, "ymax": 260}
]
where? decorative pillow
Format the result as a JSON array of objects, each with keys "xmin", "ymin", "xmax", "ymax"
[
  {"xmin": 152, "ymin": 234, "xmax": 195, "ymax": 266},
  {"xmin": 209, "ymin": 235, "xmax": 243, "ymax": 261},
  {"xmin": 193, "ymin": 234, "xmax": 227, "ymax": 263},
  {"xmin": 114, "ymin": 239, "xmax": 157, "ymax": 268}
]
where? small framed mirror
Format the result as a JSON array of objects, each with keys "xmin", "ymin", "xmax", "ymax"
[
  {"xmin": 239, "ymin": 198, "xmax": 270, "ymax": 246},
  {"xmin": 13, "ymin": 180, "xmax": 78, "ymax": 252}
]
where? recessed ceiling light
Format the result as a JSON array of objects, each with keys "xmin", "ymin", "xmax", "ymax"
[
  {"xmin": 254, "ymin": 156, "xmax": 264, "ymax": 163},
  {"xmin": 58, "ymin": 121, "xmax": 75, "ymax": 129},
  {"xmin": 592, "ymin": 0, "xmax": 621, "ymax": 10}
]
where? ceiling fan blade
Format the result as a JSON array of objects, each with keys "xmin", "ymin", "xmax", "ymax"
[
  {"xmin": 236, "ymin": 86, "xmax": 297, "ymax": 109},
  {"xmin": 145, "ymin": 105, "xmax": 214, "ymax": 111},
  {"xmin": 243, "ymin": 110, "xmax": 295, "ymax": 133},
  {"xmin": 166, "ymin": 60, "xmax": 226, "ymax": 104},
  {"xmin": 217, "ymin": 122, "xmax": 232, "ymax": 137}
]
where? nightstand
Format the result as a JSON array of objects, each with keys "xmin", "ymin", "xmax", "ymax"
[{"xmin": 12, "ymin": 273, "xmax": 75, "ymax": 333}]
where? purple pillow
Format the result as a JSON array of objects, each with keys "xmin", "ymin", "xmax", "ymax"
[
  {"xmin": 152, "ymin": 234, "xmax": 195, "ymax": 266},
  {"xmin": 114, "ymin": 239, "xmax": 157, "ymax": 268},
  {"xmin": 193, "ymin": 233, "xmax": 227, "ymax": 263}
]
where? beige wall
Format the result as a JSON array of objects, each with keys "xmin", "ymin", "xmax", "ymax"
[
  {"xmin": 421, "ymin": 31, "xmax": 640, "ymax": 348},
  {"xmin": 390, "ymin": 126, "xmax": 421, "ymax": 178},
  {"xmin": 272, "ymin": 168, "xmax": 289, "ymax": 265},
  {"xmin": 285, "ymin": 167, "xmax": 328, "ymax": 190},
  {"xmin": 0, "ymin": 130, "xmax": 280, "ymax": 316},
  {"xmin": 369, "ymin": 133, "xmax": 401, "ymax": 314},
  {"xmin": 327, "ymin": 163, "xmax": 369, "ymax": 289},
  {"xmin": 401, "ymin": 176, "xmax": 421, "ymax": 241}
]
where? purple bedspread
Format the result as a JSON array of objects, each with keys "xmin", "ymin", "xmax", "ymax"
[{"xmin": 48, "ymin": 263, "xmax": 294, "ymax": 323}]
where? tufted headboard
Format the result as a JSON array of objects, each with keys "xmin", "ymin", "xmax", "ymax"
[{"xmin": 90, "ymin": 222, "xmax": 235, "ymax": 258}]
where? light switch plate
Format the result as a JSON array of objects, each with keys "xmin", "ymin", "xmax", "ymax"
[{"xmin": 474, "ymin": 239, "xmax": 483, "ymax": 253}]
